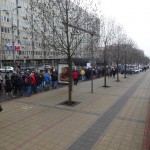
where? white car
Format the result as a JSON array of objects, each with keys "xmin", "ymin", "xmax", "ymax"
[
  {"xmin": 0, "ymin": 66, "xmax": 14, "ymax": 73},
  {"xmin": 38, "ymin": 65, "xmax": 51, "ymax": 71},
  {"xmin": 131, "ymin": 68, "xmax": 140, "ymax": 74}
]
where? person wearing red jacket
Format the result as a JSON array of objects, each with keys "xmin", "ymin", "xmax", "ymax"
[
  {"xmin": 30, "ymin": 72, "xmax": 37, "ymax": 94},
  {"xmin": 72, "ymin": 70, "xmax": 79, "ymax": 85}
]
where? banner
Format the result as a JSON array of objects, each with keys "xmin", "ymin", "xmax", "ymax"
[
  {"xmin": 6, "ymin": 42, "xmax": 12, "ymax": 51},
  {"xmin": 58, "ymin": 63, "xmax": 69, "ymax": 84},
  {"xmin": 86, "ymin": 63, "xmax": 91, "ymax": 68},
  {"xmin": 6, "ymin": 43, "xmax": 21, "ymax": 51},
  {"xmin": 15, "ymin": 44, "xmax": 21, "ymax": 51}
]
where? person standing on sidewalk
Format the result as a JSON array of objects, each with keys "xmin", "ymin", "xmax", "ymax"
[
  {"xmin": 34, "ymin": 71, "xmax": 43, "ymax": 92},
  {"xmin": 0, "ymin": 73, "xmax": 4, "ymax": 93},
  {"xmin": 43, "ymin": 71, "xmax": 51, "ymax": 90},
  {"xmin": 30, "ymin": 72, "xmax": 37, "ymax": 94},
  {"xmin": 0, "ymin": 104, "xmax": 3, "ymax": 112},
  {"xmin": 4, "ymin": 76, "xmax": 15, "ymax": 99},
  {"xmin": 80, "ymin": 68, "xmax": 85, "ymax": 80},
  {"xmin": 112, "ymin": 67, "xmax": 116, "ymax": 78},
  {"xmin": 72, "ymin": 69, "xmax": 79, "ymax": 85},
  {"xmin": 51, "ymin": 69, "xmax": 58, "ymax": 89},
  {"xmin": 5, "ymin": 72, "xmax": 9, "ymax": 80},
  {"xmin": 24, "ymin": 72, "xmax": 32, "ymax": 97}
]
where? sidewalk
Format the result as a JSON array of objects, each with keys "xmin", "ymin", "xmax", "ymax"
[{"xmin": 0, "ymin": 71, "xmax": 150, "ymax": 150}]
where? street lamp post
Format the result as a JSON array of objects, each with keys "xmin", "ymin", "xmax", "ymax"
[
  {"xmin": 124, "ymin": 50, "xmax": 127, "ymax": 78},
  {"xmin": 0, "ymin": 9, "xmax": 12, "ymax": 68},
  {"xmin": 2, "ymin": 6, "xmax": 21, "ymax": 69},
  {"xmin": 11, "ymin": 15, "xmax": 15, "ymax": 69},
  {"xmin": 0, "ymin": 9, "xmax": 6, "ymax": 68},
  {"xmin": 10, "ymin": 5, "xmax": 21, "ymax": 69},
  {"xmin": 62, "ymin": 21, "xmax": 100, "ymax": 93},
  {"xmin": 91, "ymin": 33, "xmax": 94, "ymax": 93},
  {"xmin": 0, "ymin": 10, "xmax": 3, "ymax": 68}
]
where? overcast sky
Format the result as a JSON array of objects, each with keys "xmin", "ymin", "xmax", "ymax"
[{"xmin": 100, "ymin": 0, "xmax": 150, "ymax": 57}]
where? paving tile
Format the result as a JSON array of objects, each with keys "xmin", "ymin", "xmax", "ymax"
[{"xmin": 0, "ymin": 72, "xmax": 150, "ymax": 150}]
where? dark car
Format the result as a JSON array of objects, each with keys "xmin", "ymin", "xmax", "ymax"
[
  {"xmin": 120, "ymin": 68, "xmax": 132, "ymax": 74},
  {"xmin": 20, "ymin": 66, "xmax": 35, "ymax": 72}
]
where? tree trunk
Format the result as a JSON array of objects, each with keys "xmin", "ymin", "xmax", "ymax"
[
  {"xmin": 68, "ymin": 56, "xmax": 72, "ymax": 105},
  {"xmin": 91, "ymin": 68, "xmax": 93, "ymax": 93},
  {"xmin": 104, "ymin": 66, "xmax": 107, "ymax": 87},
  {"xmin": 103, "ymin": 47, "xmax": 107, "ymax": 87},
  {"xmin": 124, "ymin": 52, "xmax": 127, "ymax": 78},
  {"xmin": 116, "ymin": 59, "xmax": 120, "ymax": 82}
]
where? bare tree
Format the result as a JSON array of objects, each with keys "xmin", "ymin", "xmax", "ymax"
[
  {"xmin": 120, "ymin": 38, "xmax": 134, "ymax": 78},
  {"xmin": 127, "ymin": 41, "xmax": 139, "ymax": 65},
  {"xmin": 100, "ymin": 18, "xmax": 116, "ymax": 87},
  {"xmin": 111, "ymin": 25, "xmax": 127, "ymax": 82},
  {"xmin": 26, "ymin": 0, "xmax": 100, "ymax": 104}
]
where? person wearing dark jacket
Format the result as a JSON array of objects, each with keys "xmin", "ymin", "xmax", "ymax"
[
  {"xmin": 5, "ymin": 76, "xmax": 15, "ymax": 99},
  {"xmin": 0, "ymin": 104, "xmax": 3, "ymax": 112},
  {"xmin": 17, "ymin": 73, "xmax": 24, "ymax": 96},
  {"xmin": 13, "ymin": 74, "xmax": 21, "ymax": 95},
  {"xmin": 34, "ymin": 72, "xmax": 43, "ymax": 92},
  {"xmin": 24, "ymin": 73, "xmax": 32, "ymax": 96},
  {"xmin": 0, "ymin": 74, "xmax": 3, "ymax": 92},
  {"xmin": 51, "ymin": 70, "xmax": 58, "ymax": 89}
]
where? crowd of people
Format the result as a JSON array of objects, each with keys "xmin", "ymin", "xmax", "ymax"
[
  {"xmin": 0, "ymin": 66, "xmax": 119, "ymax": 99},
  {"xmin": 0, "ymin": 68, "xmax": 58, "ymax": 99},
  {"xmin": 72, "ymin": 67, "xmax": 118, "ymax": 81},
  {"xmin": 0, "ymin": 65, "xmax": 148, "ymax": 111}
]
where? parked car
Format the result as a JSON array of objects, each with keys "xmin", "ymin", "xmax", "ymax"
[
  {"xmin": 0, "ymin": 66, "xmax": 14, "ymax": 73},
  {"xmin": 120, "ymin": 68, "xmax": 132, "ymax": 74},
  {"xmin": 38, "ymin": 65, "xmax": 51, "ymax": 71},
  {"xmin": 139, "ymin": 68, "xmax": 143, "ymax": 72},
  {"xmin": 131, "ymin": 68, "xmax": 140, "ymax": 74}
]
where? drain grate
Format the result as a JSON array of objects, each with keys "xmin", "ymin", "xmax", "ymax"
[{"xmin": 58, "ymin": 100, "xmax": 81, "ymax": 107}]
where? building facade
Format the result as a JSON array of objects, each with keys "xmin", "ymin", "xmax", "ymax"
[{"xmin": 0, "ymin": 0, "xmax": 100, "ymax": 68}]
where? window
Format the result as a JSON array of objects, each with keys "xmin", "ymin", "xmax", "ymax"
[
  {"xmin": 4, "ymin": 16, "xmax": 6, "ymax": 21},
  {"xmin": 7, "ymin": 18, "xmax": 9, "ymax": 22},
  {"xmin": 1, "ymin": 27, "xmax": 4, "ymax": 32}
]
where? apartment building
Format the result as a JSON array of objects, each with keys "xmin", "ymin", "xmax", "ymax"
[{"xmin": 0, "ymin": 0, "xmax": 100, "ymax": 67}]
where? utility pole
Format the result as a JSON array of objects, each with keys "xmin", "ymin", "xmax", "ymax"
[
  {"xmin": 124, "ymin": 50, "xmax": 127, "ymax": 78},
  {"xmin": 0, "ymin": 10, "xmax": 3, "ymax": 67},
  {"xmin": 42, "ymin": 10, "xmax": 47, "ymax": 71},
  {"xmin": 91, "ymin": 33, "xmax": 94, "ymax": 93},
  {"xmin": 11, "ymin": 6, "xmax": 21, "ymax": 70},
  {"xmin": 30, "ymin": 3, "xmax": 34, "ymax": 66}
]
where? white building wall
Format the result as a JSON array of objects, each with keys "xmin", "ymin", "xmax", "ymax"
[{"xmin": 0, "ymin": 0, "xmax": 100, "ymax": 66}]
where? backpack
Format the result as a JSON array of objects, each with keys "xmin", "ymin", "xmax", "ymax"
[
  {"xmin": 14, "ymin": 75, "xmax": 20, "ymax": 85},
  {"xmin": 24, "ymin": 76, "xmax": 31, "ymax": 85}
]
